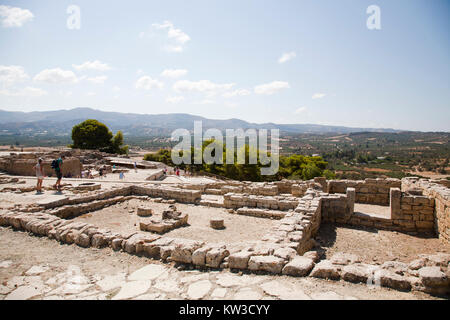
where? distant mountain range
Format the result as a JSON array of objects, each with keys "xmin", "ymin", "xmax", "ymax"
[{"xmin": 0, "ymin": 107, "xmax": 401, "ymax": 136}]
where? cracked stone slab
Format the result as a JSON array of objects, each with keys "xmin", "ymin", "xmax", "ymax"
[
  {"xmin": 0, "ymin": 260, "xmax": 13, "ymax": 268},
  {"xmin": 211, "ymin": 287, "xmax": 227, "ymax": 298},
  {"xmin": 112, "ymin": 280, "xmax": 151, "ymax": 300},
  {"xmin": 96, "ymin": 273, "xmax": 127, "ymax": 291},
  {"xmin": 128, "ymin": 264, "xmax": 168, "ymax": 281},
  {"xmin": 187, "ymin": 280, "xmax": 212, "ymax": 299},
  {"xmin": 233, "ymin": 287, "xmax": 262, "ymax": 300},
  {"xmin": 310, "ymin": 291, "xmax": 344, "ymax": 300},
  {"xmin": 25, "ymin": 265, "xmax": 50, "ymax": 276},
  {"xmin": 260, "ymin": 280, "xmax": 310, "ymax": 300},
  {"xmin": 5, "ymin": 285, "xmax": 46, "ymax": 300}
]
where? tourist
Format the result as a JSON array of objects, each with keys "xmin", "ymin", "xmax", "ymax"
[
  {"xmin": 119, "ymin": 172, "xmax": 125, "ymax": 180},
  {"xmin": 51, "ymin": 155, "xmax": 64, "ymax": 191},
  {"xmin": 33, "ymin": 158, "xmax": 45, "ymax": 193},
  {"xmin": 134, "ymin": 161, "xmax": 138, "ymax": 172},
  {"xmin": 99, "ymin": 167, "xmax": 103, "ymax": 178}
]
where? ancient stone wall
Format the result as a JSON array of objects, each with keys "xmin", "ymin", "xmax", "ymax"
[
  {"xmin": 327, "ymin": 178, "xmax": 401, "ymax": 205},
  {"xmin": 223, "ymin": 193, "xmax": 298, "ymax": 211},
  {"xmin": 401, "ymin": 177, "xmax": 450, "ymax": 244},
  {"xmin": 0, "ymin": 157, "xmax": 82, "ymax": 177}
]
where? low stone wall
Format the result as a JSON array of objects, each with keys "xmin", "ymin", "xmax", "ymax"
[
  {"xmin": 0, "ymin": 157, "xmax": 82, "ymax": 178},
  {"xmin": 321, "ymin": 188, "xmax": 355, "ymax": 223},
  {"xmin": 223, "ymin": 193, "xmax": 298, "ymax": 211},
  {"xmin": 402, "ymin": 177, "xmax": 450, "ymax": 244},
  {"xmin": 328, "ymin": 178, "xmax": 401, "ymax": 205},
  {"xmin": 132, "ymin": 185, "xmax": 202, "ymax": 203}
]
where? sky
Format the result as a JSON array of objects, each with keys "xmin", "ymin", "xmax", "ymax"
[{"xmin": 0, "ymin": 0, "xmax": 449, "ymax": 132}]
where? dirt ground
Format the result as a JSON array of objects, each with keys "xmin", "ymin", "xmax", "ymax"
[
  {"xmin": 72, "ymin": 198, "xmax": 275, "ymax": 244},
  {"xmin": 317, "ymin": 223, "xmax": 450, "ymax": 264}
]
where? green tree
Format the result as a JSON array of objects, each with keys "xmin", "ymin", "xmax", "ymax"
[{"xmin": 71, "ymin": 119, "xmax": 127, "ymax": 154}]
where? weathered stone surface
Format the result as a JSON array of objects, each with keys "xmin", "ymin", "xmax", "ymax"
[
  {"xmin": 408, "ymin": 258, "xmax": 427, "ymax": 270},
  {"xmin": 228, "ymin": 251, "xmax": 253, "ymax": 270},
  {"xmin": 96, "ymin": 273, "xmax": 126, "ymax": 291},
  {"xmin": 330, "ymin": 252, "xmax": 361, "ymax": 265},
  {"xmin": 418, "ymin": 267, "xmax": 449, "ymax": 289},
  {"xmin": 282, "ymin": 256, "xmax": 314, "ymax": 277},
  {"xmin": 112, "ymin": 280, "xmax": 151, "ymax": 300},
  {"xmin": 248, "ymin": 255, "xmax": 285, "ymax": 274},
  {"xmin": 233, "ymin": 288, "xmax": 261, "ymax": 300},
  {"xmin": 205, "ymin": 247, "xmax": 230, "ymax": 268},
  {"xmin": 303, "ymin": 251, "xmax": 320, "ymax": 262},
  {"xmin": 341, "ymin": 264, "xmax": 369, "ymax": 283},
  {"xmin": 377, "ymin": 270, "xmax": 412, "ymax": 291},
  {"xmin": 192, "ymin": 246, "xmax": 212, "ymax": 266},
  {"xmin": 170, "ymin": 240, "xmax": 204, "ymax": 264},
  {"xmin": 381, "ymin": 261, "xmax": 408, "ymax": 275},
  {"xmin": 187, "ymin": 280, "xmax": 212, "ymax": 300},
  {"xmin": 273, "ymin": 247, "xmax": 297, "ymax": 260},
  {"xmin": 210, "ymin": 218, "xmax": 225, "ymax": 229},
  {"xmin": 310, "ymin": 260, "xmax": 340, "ymax": 280},
  {"xmin": 260, "ymin": 280, "xmax": 310, "ymax": 300},
  {"xmin": 137, "ymin": 207, "xmax": 153, "ymax": 217},
  {"xmin": 128, "ymin": 264, "xmax": 168, "ymax": 281}
]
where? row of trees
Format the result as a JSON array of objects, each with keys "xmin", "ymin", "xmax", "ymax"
[
  {"xmin": 144, "ymin": 141, "xmax": 335, "ymax": 181},
  {"xmin": 70, "ymin": 119, "xmax": 128, "ymax": 154}
]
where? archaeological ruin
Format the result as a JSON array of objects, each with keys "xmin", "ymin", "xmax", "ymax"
[{"xmin": 0, "ymin": 151, "xmax": 448, "ymax": 298}]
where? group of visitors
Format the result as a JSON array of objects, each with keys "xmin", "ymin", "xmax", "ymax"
[{"xmin": 33, "ymin": 155, "xmax": 65, "ymax": 193}]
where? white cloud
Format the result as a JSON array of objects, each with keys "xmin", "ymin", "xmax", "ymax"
[
  {"xmin": 86, "ymin": 92, "xmax": 96, "ymax": 96},
  {"xmin": 135, "ymin": 76, "xmax": 164, "ymax": 90},
  {"xmin": 312, "ymin": 93, "xmax": 326, "ymax": 99},
  {"xmin": 295, "ymin": 107, "xmax": 307, "ymax": 114},
  {"xmin": 173, "ymin": 80, "xmax": 235, "ymax": 96},
  {"xmin": 0, "ymin": 87, "xmax": 47, "ymax": 97},
  {"xmin": 72, "ymin": 60, "xmax": 111, "ymax": 72},
  {"xmin": 278, "ymin": 52, "xmax": 296, "ymax": 64},
  {"xmin": 151, "ymin": 20, "xmax": 190, "ymax": 52},
  {"xmin": 222, "ymin": 89, "xmax": 251, "ymax": 98},
  {"xmin": 198, "ymin": 99, "xmax": 215, "ymax": 105},
  {"xmin": 112, "ymin": 86, "xmax": 120, "ymax": 92},
  {"xmin": 161, "ymin": 69, "xmax": 188, "ymax": 79},
  {"xmin": 254, "ymin": 81, "xmax": 290, "ymax": 95},
  {"xmin": 0, "ymin": 65, "xmax": 29, "ymax": 86},
  {"xmin": 0, "ymin": 5, "xmax": 33, "ymax": 28},
  {"xmin": 166, "ymin": 96, "xmax": 185, "ymax": 104},
  {"xmin": 34, "ymin": 68, "xmax": 78, "ymax": 84},
  {"xmin": 86, "ymin": 76, "xmax": 107, "ymax": 84}
]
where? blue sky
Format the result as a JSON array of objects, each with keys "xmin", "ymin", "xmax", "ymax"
[{"xmin": 0, "ymin": 0, "xmax": 449, "ymax": 131}]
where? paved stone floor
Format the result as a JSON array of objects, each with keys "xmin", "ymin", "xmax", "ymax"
[{"xmin": 0, "ymin": 227, "xmax": 441, "ymax": 300}]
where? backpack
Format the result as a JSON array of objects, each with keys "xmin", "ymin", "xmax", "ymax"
[{"xmin": 51, "ymin": 159, "xmax": 59, "ymax": 169}]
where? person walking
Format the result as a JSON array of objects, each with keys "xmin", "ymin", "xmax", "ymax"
[
  {"xmin": 51, "ymin": 155, "xmax": 64, "ymax": 191},
  {"xmin": 33, "ymin": 158, "xmax": 45, "ymax": 193}
]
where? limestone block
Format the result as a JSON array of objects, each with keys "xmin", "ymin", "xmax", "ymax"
[
  {"xmin": 341, "ymin": 264, "xmax": 370, "ymax": 283},
  {"xmin": 206, "ymin": 247, "xmax": 230, "ymax": 268},
  {"xmin": 228, "ymin": 251, "xmax": 253, "ymax": 270},
  {"xmin": 282, "ymin": 256, "xmax": 314, "ymax": 277},
  {"xmin": 170, "ymin": 240, "xmax": 204, "ymax": 264},
  {"xmin": 248, "ymin": 255, "xmax": 285, "ymax": 274},
  {"xmin": 310, "ymin": 260, "xmax": 341, "ymax": 280}
]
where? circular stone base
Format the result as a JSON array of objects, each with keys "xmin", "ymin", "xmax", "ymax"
[{"xmin": 210, "ymin": 218, "xmax": 225, "ymax": 229}]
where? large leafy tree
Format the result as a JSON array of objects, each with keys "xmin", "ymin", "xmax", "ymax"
[{"xmin": 71, "ymin": 119, "xmax": 127, "ymax": 154}]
